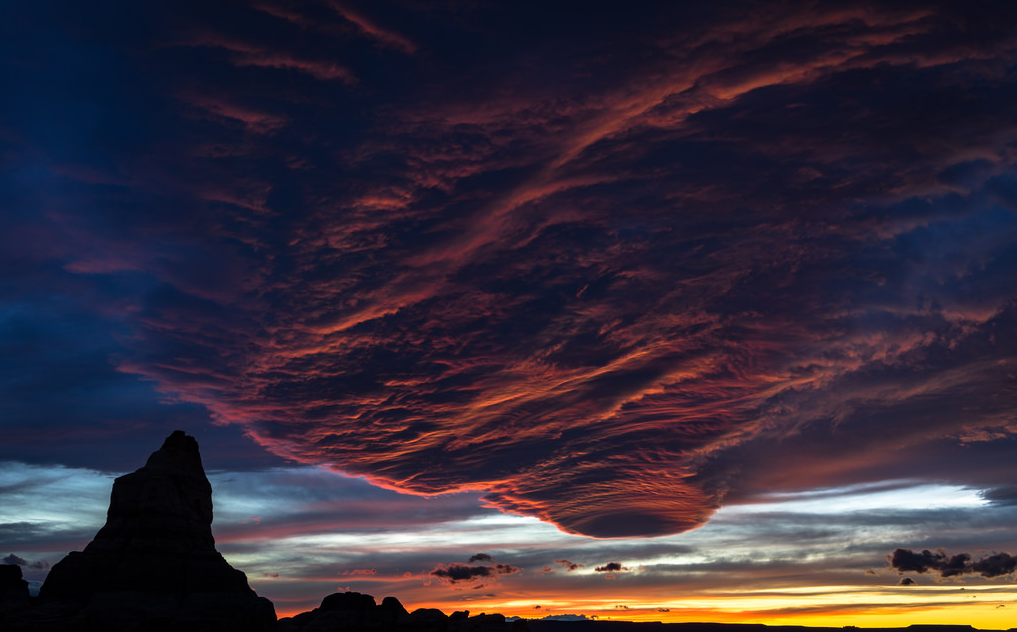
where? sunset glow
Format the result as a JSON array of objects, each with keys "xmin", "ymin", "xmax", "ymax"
[{"xmin": 3, "ymin": 0, "xmax": 1017, "ymax": 627}]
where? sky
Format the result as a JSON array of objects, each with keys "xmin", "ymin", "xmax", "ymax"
[{"xmin": 2, "ymin": 0, "xmax": 1017, "ymax": 627}]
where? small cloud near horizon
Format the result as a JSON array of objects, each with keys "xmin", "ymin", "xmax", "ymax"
[
  {"xmin": 430, "ymin": 554, "xmax": 521, "ymax": 589},
  {"xmin": 555, "ymin": 559, "xmax": 584, "ymax": 572}
]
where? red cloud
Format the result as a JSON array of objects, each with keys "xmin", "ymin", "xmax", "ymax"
[{"xmin": 92, "ymin": 1, "xmax": 1017, "ymax": 539}]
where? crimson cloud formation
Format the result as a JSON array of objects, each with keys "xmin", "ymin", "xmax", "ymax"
[{"xmin": 3, "ymin": 0, "xmax": 1017, "ymax": 537}]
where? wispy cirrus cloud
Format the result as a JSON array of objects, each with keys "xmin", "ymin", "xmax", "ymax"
[
  {"xmin": 323, "ymin": 1, "xmax": 417, "ymax": 54},
  {"xmin": 176, "ymin": 32, "xmax": 358, "ymax": 84}
]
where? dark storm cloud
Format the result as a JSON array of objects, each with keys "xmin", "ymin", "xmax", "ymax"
[
  {"xmin": 468, "ymin": 554, "xmax": 493, "ymax": 563},
  {"xmin": 972, "ymin": 553, "xmax": 1017, "ymax": 578},
  {"xmin": 891, "ymin": 549, "xmax": 1017, "ymax": 579},
  {"xmin": 890, "ymin": 549, "xmax": 971, "ymax": 577},
  {"xmin": 594, "ymin": 563, "xmax": 627, "ymax": 573},
  {"xmin": 899, "ymin": 577, "xmax": 916, "ymax": 586},
  {"xmin": 4, "ymin": 0, "xmax": 1017, "ymax": 538}
]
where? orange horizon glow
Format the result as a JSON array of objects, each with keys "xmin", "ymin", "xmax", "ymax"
[{"xmin": 268, "ymin": 584, "xmax": 1017, "ymax": 629}]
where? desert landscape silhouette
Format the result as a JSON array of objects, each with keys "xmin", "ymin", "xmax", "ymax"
[
  {"xmin": 3, "ymin": 433, "xmax": 1015, "ymax": 631},
  {"xmin": 3, "ymin": 0, "xmax": 1017, "ymax": 628}
]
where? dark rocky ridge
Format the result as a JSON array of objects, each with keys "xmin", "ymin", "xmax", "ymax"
[{"xmin": 277, "ymin": 590, "xmax": 527, "ymax": 632}]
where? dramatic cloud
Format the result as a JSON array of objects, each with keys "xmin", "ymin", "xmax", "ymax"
[
  {"xmin": 555, "ymin": 559, "xmax": 583, "ymax": 572},
  {"xmin": 890, "ymin": 549, "xmax": 1017, "ymax": 579},
  {"xmin": 594, "ymin": 563, "xmax": 628, "ymax": 573},
  {"xmin": 3, "ymin": 0, "xmax": 1017, "ymax": 542},
  {"xmin": 468, "ymin": 554, "xmax": 494, "ymax": 563}
]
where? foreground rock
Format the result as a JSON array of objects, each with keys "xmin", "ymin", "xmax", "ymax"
[
  {"xmin": 0, "ymin": 564, "xmax": 31, "ymax": 613},
  {"xmin": 11, "ymin": 430, "xmax": 276, "ymax": 632},
  {"xmin": 279, "ymin": 591, "xmax": 526, "ymax": 632}
]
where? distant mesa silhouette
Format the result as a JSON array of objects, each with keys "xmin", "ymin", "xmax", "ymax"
[{"xmin": 277, "ymin": 591, "xmax": 525, "ymax": 632}]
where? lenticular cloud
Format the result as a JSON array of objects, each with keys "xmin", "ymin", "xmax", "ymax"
[{"xmin": 84, "ymin": 1, "xmax": 1017, "ymax": 537}]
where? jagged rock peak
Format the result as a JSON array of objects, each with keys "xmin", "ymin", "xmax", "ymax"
[
  {"xmin": 34, "ymin": 430, "xmax": 276, "ymax": 631},
  {"xmin": 145, "ymin": 429, "xmax": 205, "ymax": 473},
  {"xmin": 84, "ymin": 429, "xmax": 215, "ymax": 555}
]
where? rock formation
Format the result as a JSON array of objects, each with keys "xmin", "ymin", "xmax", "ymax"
[
  {"xmin": 6, "ymin": 431, "xmax": 529, "ymax": 632},
  {"xmin": 28, "ymin": 430, "xmax": 276, "ymax": 631},
  {"xmin": 278, "ymin": 591, "xmax": 525, "ymax": 632},
  {"xmin": 0, "ymin": 564, "xmax": 31, "ymax": 614}
]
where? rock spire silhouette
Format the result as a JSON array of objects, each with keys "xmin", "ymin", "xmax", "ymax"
[{"xmin": 34, "ymin": 430, "xmax": 276, "ymax": 631}]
